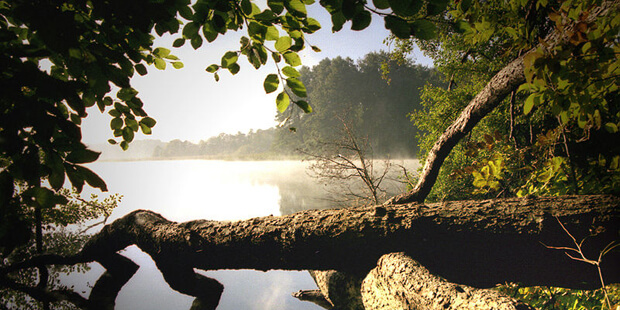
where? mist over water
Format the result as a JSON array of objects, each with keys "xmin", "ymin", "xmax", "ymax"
[{"xmin": 64, "ymin": 159, "xmax": 419, "ymax": 309}]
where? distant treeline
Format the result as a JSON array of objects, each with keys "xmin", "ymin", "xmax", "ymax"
[
  {"xmin": 97, "ymin": 52, "xmax": 438, "ymax": 160},
  {"xmin": 152, "ymin": 129, "xmax": 278, "ymax": 159}
]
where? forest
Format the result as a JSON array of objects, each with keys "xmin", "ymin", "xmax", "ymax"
[
  {"xmin": 1, "ymin": 0, "xmax": 619, "ymax": 309},
  {"xmin": 138, "ymin": 52, "xmax": 436, "ymax": 160}
]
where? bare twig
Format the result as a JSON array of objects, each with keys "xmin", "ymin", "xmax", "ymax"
[{"xmin": 542, "ymin": 217, "xmax": 618, "ymax": 309}]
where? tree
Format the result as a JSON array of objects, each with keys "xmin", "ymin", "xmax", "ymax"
[
  {"xmin": 386, "ymin": 0, "xmax": 620, "ymax": 204},
  {"xmin": 302, "ymin": 116, "xmax": 394, "ymax": 206},
  {"xmin": 273, "ymin": 52, "xmax": 436, "ymax": 157},
  {"xmin": 1, "ymin": 0, "xmax": 619, "ymax": 309}
]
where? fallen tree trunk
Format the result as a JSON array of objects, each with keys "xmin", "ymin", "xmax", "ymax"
[
  {"xmin": 6, "ymin": 195, "xmax": 617, "ymax": 309},
  {"xmin": 361, "ymin": 252, "xmax": 535, "ymax": 310},
  {"xmin": 78, "ymin": 195, "xmax": 619, "ymax": 290}
]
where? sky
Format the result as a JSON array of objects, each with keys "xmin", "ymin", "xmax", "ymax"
[{"xmin": 81, "ymin": 4, "xmax": 433, "ymax": 145}]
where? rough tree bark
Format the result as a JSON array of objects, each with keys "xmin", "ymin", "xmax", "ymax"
[
  {"xmin": 60, "ymin": 195, "xmax": 617, "ymax": 309},
  {"xmin": 361, "ymin": 252, "xmax": 535, "ymax": 310},
  {"xmin": 385, "ymin": 0, "xmax": 620, "ymax": 204}
]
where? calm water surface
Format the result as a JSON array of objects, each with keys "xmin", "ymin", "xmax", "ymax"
[{"xmin": 64, "ymin": 159, "xmax": 418, "ymax": 310}]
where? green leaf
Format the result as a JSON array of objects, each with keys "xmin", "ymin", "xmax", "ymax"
[
  {"xmin": 183, "ymin": 22, "xmax": 200, "ymax": 39},
  {"xmin": 117, "ymin": 88, "xmax": 139, "ymax": 101},
  {"xmin": 304, "ymin": 18, "xmax": 321, "ymax": 33},
  {"xmin": 427, "ymin": 0, "xmax": 448, "ymax": 15},
  {"xmin": 286, "ymin": 0, "xmax": 307, "ymax": 17},
  {"xmin": 154, "ymin": 58, "xmax": 166, "ymax": 70},
  {"xmin": 76, "ymin": 166, "xmax": 108, "ymax": 191},
  {"xmin": 139, "ymin": 123, "xmax": 152, "ymax": 135},
  {"xmin": 282, "ymin": 66, "xmax": 301, "ymax": 77},
  {"xmin": 524, "ymin": 93, "xmax": 536, "ymax": 115},
  {"xmin": 248, "ymin": 21, "xmax": 267, "ymax": 42},
  {"xmin": 65, "ymin": 164, "xmax": 85, "ymax": 192},
  {"xmin": 385, "ymin": 16, "xmax": 411, "ymax": 39},
  {"xmin": 45, "ymin": 152, "xmax": 65, "ymax": 190},
  {"xmin": 110, "ymin": 117, "xmax": 123, "ymax": 130},
  {"xmin": 154, "ymin": 47, "xmax": 171, "ymax": 58},
  {"xmin": 140, "ymin": 117, "xmax": 157, "ymax": 128},
  {"xmin": 203, "ymin": 22, "xmax": 219, "ymax": 42},
  {"xmin": 122, "ymin": 127, "xmax": 135, "ymax": 142},
  {"xmin": 179, "ymin": 5, "xmax": 193, "ymax": 19},
  {"xmin": 266, "ymin": 26, "xmax": 280, "ymax": 41},
  {"xmin": 108, "ymin": 139, "xmax": 117, "ymax": 145},
  {"xmin": 25, "ymin": 187, "xmax": 65, "ymax": 209},
  {"xmin": 241, "ymin": 0, "xmax": 252, "ymax": 15},
  {"xmin": 206, "ymin": 64, "xmax": 219, "ymax": 73},
  {"xmin": 351, "ymin": 11, "xmax": 372, "ymax": 31},
  {"xmin": 66, "ymin": 148, "xmax": 101, "ymax": 164},
  {"xmin": 228, "ymin": 63, "xmax": 240, "ymax": 75},
  {"xmin": 108, "ymin": 109, "xmax": 122, "ymax": 117},
  {"xmin": 286, "ymin": 77, "xmax": 307, "ymax": 97},
  {"xmin": 126, "ymin": 118, "xmax": 139, "ymax": 131},
  {"xmin": 411, "ymin": 19, "xmax": 437, "ymax": 40},
  {"xmin": 372, "ymin": 0, "xmax": 390, "ymax": 10},
  {"xmin": 388, "ymin": 0, "xmax": 422, "ymax": 17},
  {"xmin": 276, "ymin": 92, "xmax": 290, "ymax": 113},
  {"xmin": 221, "ymin": 51, "xmax": 238, "ymax": 68},
  {"xmin": 120, "ymin": 141, "xmax": 129, "ymax": 151},
  {"xmin": 135, "ymin": 64, "xmax": 148, "ymax": 76},
  {"xmin": 275, "ymin": 36, "xmax": 292, "ymax": 52},
  {"xmin": 191, "ymin": 36, "xmax": 203, "ymax": 49},
  {"xmin": 268, "ymin": 0, "xmax": 285, "ymax": 14},
  {"xmin": 295, "ymin": 100, "xmax": 312, "ymax": 113},
  {"xmin": 604, "ymin": 122, "xmax": 618, "ymax": 133},
  {"xmin": 172, "ymin": 61, "xmax": 184, "ymax": 69},
  {"xmin": 254, "ymin": 10, "xmax": 278, "ymax": 21},
  {"xmin": 283, "ymin": 51, "xmax": 302, "ymax": 66},
  {"xmin": 264, "ymin": 74, "xmax": 280, "ymax": 93},
  {"xmin": 331, "ymin": 11, "xmax": 346, "ymax": 32}
]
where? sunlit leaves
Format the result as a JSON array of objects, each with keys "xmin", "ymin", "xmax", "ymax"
[
  {"xmin": 264, "ymin": 74, "xmax": 280, "ymax": 93},
  {"xmin": 283, "ymin": 51, "xmax": 301, "ymax": 66},
  {"xmin": 203, "ymin": 22, "xmax": 219, "ymax": 42},
  {"xmin": 285, "ymin": 0, "xmax": 307, "ymax": 17},
  {"xmin": 206, "ymin": 64, "xmax": 219, "ymax": 73},
  {"xmin": 221, "ymin": 51, "xmax": 238, "ymax": 68},
  {"xmin": 282, "ymin": 66, "xmax": 300, "ymax": 77},
  {"xmin": 286, "ymin": 77, "xmax": 307, "ymax": 97},
  {"xmin": 275, "ymin": 36, "xmax": 292, "ymax": 52},
  {"xmin": 268, "ymin": 0, "xmax": 285, "ymax": 14},
  {"xmin": 154, "ymin": 58, "xmax": 166, "ymax": 70},
  {"xmin": 295, "ymin": 100, "xmax": 312, "ymax": 113},
  {"xmin": 183, "ymin": 22, "xmax": 200, "ymax": 39},
  {"xmin": 266, "ymin": 26, "xmax": 280, "ymax": 40},
  {"xmin": 276, "ymin": 91, "xmax": 290, "ymax": 112}
]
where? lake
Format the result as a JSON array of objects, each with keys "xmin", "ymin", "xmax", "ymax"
[{"xmin": 63, "ymin": 159, "xmax": 419, "ymax": 309}]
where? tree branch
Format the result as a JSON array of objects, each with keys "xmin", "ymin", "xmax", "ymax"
[{"xmin": 385, "ymin": 0, "xmax": 620, "ymax": 204}]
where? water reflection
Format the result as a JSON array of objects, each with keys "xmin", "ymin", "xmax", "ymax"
[{"xmin": 64, "ymin": 159, "xmax": 418, "ymax": 309}]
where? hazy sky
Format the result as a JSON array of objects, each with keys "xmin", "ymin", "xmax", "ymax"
[{"xmin": 81, "ymin": 4, "xmax": 433, "ymax": 145}]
